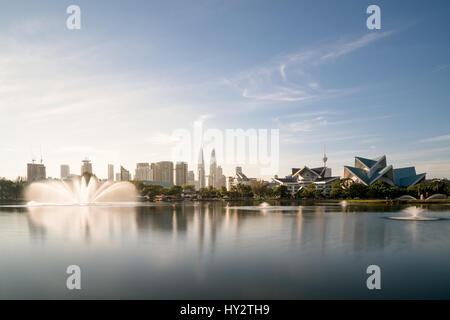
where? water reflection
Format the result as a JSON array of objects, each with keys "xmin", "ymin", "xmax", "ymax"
[
  {"xmin": 25, "ymin": 202, "xmax": 449, "ymax": 253},
  {"xmin": 2, "ymin": 201, "xmax": 447, "ymax": 298}
]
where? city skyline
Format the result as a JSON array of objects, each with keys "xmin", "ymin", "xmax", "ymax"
[{"xmin": 1, "ymin": 1, "xmax": 449, "ymax": 180}]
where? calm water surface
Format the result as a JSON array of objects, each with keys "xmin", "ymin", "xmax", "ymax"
[{"xmin": 0, "ymin": 201, "xmax": 449, "ymax": 299}]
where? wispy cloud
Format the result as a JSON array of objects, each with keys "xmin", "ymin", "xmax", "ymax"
[
  {"xmin": 316, "ymin": 31, "xmax": 394, "ymax": 64},
  {"xmin": 228, "ymin": 31, "xmax": 395, "ymax": 103},
  {"xmin": 418, "ymin": 134, "xmax": 450, "ymax": 143},
  {"xmin": 435, "ymin": 64, "xmax": 450, "ymax": 72}
]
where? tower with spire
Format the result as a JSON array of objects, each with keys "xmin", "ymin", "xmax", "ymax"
[{"xmin": 322, "ymin": 145, "xmax": 328, "ymax": 168}]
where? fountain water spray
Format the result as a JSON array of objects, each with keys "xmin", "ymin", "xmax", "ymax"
[
  {"xmin": 388, "ymin": 206, "xmax": 440, "ymax": 221},
  {"xmin": 25, "ymin": 175, "xmax": 137, "ymax": 205}
]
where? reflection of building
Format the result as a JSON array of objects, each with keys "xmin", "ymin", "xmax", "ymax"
[
  {"xmin": 175, "ymin": 162, "xmax": 188, "ymax": 186},
  {"xmin": 81, "ymin": 159, "xmax": 92, "ymax": 175},
  {"xmin": 197, "ymin": 148, "xmax": 206, "ymax": 190},
  {"xmin": 108, "ymin": 164, "xmax": 114, "ymax": 181},
  {"xmin": 120, "ymin": 166, "xmax": 131, "ymax": 181},
  {"xmin": 27, "ymin": 161, "xmax": 46, "ymax": 182},
  {"xmin": 272, "ymin": 153, "xmax": 339, "ymax": 196},
  {"xmin": 344, "ymin": 155, "xmax": 426, "ymax": 187},
  {"xmin": 135, "ymin": 163, "xmax": 151, "ymax": 181},
  {"xmin": 227, "ymin": 166, "xmax": 255, "ymax": 190},
  {"xmin": 152, "ymin": 161, "xmax": 174, "ymax": 184},
  {"xmin": 60, "ymin": 164, "xmax": 70, "ymax": 179}
]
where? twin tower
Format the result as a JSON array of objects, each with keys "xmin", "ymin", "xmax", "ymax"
[{"xmin": 197, "ymin": 148, "xmax": 226, "ymax": 190}]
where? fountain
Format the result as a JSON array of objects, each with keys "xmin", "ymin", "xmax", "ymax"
[
  {"xmin": 25, "ymin": 174, "xmax": 137, "ymax": 205},
  {"xmin": 259, "ymin": 202, "xmax": 270, "ymax": 208},
  {"xmin": 388, "ymin": 206, "xmax": 440, "ymax": 221}
]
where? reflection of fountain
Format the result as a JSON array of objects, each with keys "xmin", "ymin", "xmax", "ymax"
[
  {"xmin": 27, "ymin": 205, "xmax": 138, "ymax": 241},
  {"xmin": 388, "ymin": 206, "xmax": 440, "ymax": 221},
  {"xmin": 25, "ymin": 176, "xmax": 137, "ymax": 204}
]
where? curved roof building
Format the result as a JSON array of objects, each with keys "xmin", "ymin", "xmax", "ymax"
[{"xmin": 344, "ymin": 155, "xmax": 425, "ymax": 187}]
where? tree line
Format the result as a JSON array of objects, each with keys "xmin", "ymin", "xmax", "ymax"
[
  {"xmin": 136, "ymin": 178, "xmax": 450, "ymax": 200},
  {"xmin": 0, "ymin": 178, "xmax": 27, "ymax": 201},
  {"xmin": 135, "ymin": 180, "xmax": 291, "ymax": 199},
  {"xmin": 327, "ymin": 178, "xmax": 449, "ymax": 200}
]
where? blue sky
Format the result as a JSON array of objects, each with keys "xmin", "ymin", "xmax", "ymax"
[{"xmin": 0, "ymin": 0, "xmax": 449, "ymax": 179}]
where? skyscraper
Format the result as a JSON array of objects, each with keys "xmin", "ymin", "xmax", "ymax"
[
  {"xmin": 108, "ymin": 164, "xmax": 114, "ymax": 181},
  {"xmin": 81, "ymin": 158, "xmax": 92, "ymax": 175},
  {"xmin": 207, "ymin": 148, "xmax": 226, "ymax": 189},
  {"xmin": 135, "ymin": 163, "xmax": 151, "ymax": 181},
  {"xmin": 197, "ymin": 148, "xmax": 205, "ymax": 190},
  {"xmin": 208, "ymin": 149, "xmax": 217, "ymax": 188},
  {"xmin": 27, "ymin": 161, "xmax": 46, "ymax": 182},
  {"xmin": 120, "ymin": 166, "xmax": 131, "ymax": 181},
  {"xmin": 60, "ymin": 164, "xmax": 70, "ymax": 179},
  {"xmin": 175, "ymin": 162, "xmax": 188, "ymax": 186},
  {"xmin": 187, "ymin": 170, "xmax": 195, "ymax": 186},
  {"xmin": 151, "ymin": 161, "xmax": 174, "ymax": 184}
]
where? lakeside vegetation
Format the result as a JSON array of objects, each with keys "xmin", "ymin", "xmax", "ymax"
[
  {"xmin": 135, "ymin": 178, "xmax": 450, "ymax": 201},
  {"xmin": 1, "ymin": 177, "xmax": 448, "ymax": 202},
  {"xmin": 0, "ymin": 178, "xmax": 27, "ymax": 201}
]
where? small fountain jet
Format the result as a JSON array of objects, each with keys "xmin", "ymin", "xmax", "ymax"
[{"xmin": 389, "ymin": 206, "xmax": 440, "ymax": 221}]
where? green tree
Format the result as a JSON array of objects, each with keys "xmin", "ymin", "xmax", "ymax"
[
  {"xmin": 167, "ymin": 185, "xmax": 183, "ymax": 197},
  {"xmin": 273, "ymin": 185, "xmax": 290, "ymax": 199},
  {"xmin": 367, "ymin": 181, "xmax": 390, "ymax": 199},
  {"xmin": 329, "ymin": 180, "xmax": 343, "ymax": 199},
  {"xmin": 182, "ymin": 184, "xmax": 195, "ymax": 193},
  {"xmin": 141, "ymin": 184, "xmax": 164, "ymax": 197},
  {"xmin": 348, "ymin": 183, "xmax": 368, "ymax": 199},
  {"xmin": 218, "ymin": 186, "xmax": 228, "ymax": 198},
  {"xmin": 251, "ymin": 180, "xmax": 269, "ymax": 199},
  {"xmin": 236, "ymin": 184, "xmax": 253, "ymax": 198},
  {"xmin": 300, "ymin": 184, "xmax": 318, "ymax": 199}
]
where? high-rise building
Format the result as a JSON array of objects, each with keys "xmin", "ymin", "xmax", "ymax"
[
  {"xmin": 108, "ymin": 164, "xmax": 114, "ymax": 181},
  {"xmin": 120, "ymin": 166, "xmax": 131, "ymax": 181},
  {"xmin": 216, "ymin": 165, "xmax": 226, "ymax": 189},
  {"xmin": 115, "ymin": 173, "xmax": 121, "ymax": 181},
  {"xmin": 60, "ymin": 164, "xmax": 70, "ymax": 179},
  {"xmin": 135, "ymin": 163, "xmax": 151, "ymax": 181},
  {"xmin": 175, "ymin": 162, "xmax": 188, "ymax": 186},
  {"xmin": 187, "ymin": 170, "xmax": 195, "ymax": 186},
  {"xmin": 27, "ymin": 161, "xmax": 46, "ymax": 182},
  {"xmin": 197, "ymin": 148, "xmax": 205, "ymax": 190},
  {"xmin": 151, "ymin": 161, "xmax": 173, "ymax": 184},
  {"xmin": 160, "ymin": 161, "xmax": 173, "ymax": 184},
  {"xmin": 207, "ymin": 149, "xmax": 226, "ymax": 189},
  {"xmin": 81, "ymin": 159, "xmax": 92, "ymax": 175},
  {"xmin": 208, "ymin": 149, "xmax": 217, "ymax": 188}
]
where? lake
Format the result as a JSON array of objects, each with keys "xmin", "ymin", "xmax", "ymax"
[{"xmin": 0, "ymin": 201, "xmax": 449, "ymax": 299}]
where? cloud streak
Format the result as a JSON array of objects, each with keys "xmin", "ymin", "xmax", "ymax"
[{"xmin": 229, "ymin": 31, "xmax": 395, "ymax": 103}]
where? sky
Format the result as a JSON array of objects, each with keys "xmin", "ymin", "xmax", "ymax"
[{"xmin": 0, "ymin": 0, "xmax": 449, "ymax": 180}]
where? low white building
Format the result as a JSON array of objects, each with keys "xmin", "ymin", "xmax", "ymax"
[
  {"xmin": 227, "ymin": 167, "xmax": 256, "ymax": 191},
  {"xmin": 272, "ymin": 154, "xmax": 339, "ymax": 196}
]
